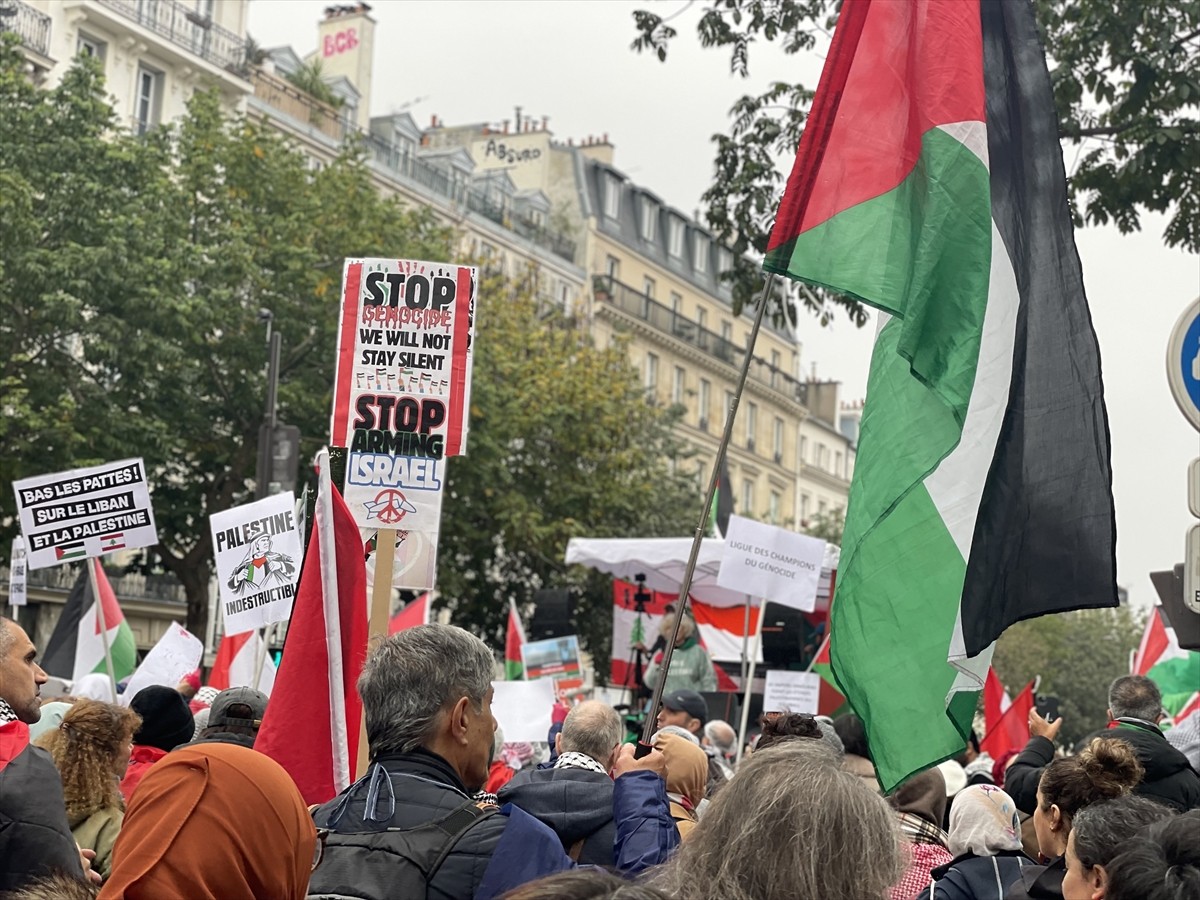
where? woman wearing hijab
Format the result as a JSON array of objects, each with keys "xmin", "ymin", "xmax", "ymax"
[
  {"xmin": 34, "ymin": 699, "xmax": 141, "ymax": 879},
  {"xmin": 915, "ymin": 784, "xmax": 1036, "ymax": 900},
  {"xmin": 652, "ymin": 731, "xmax": 708, "ymax": 840},
  {"xmin": 889, "ymin": 768, "xmax": 954, "ymax": 900},
  {"xmin": 98, "ymin": 742, "xmax": 316, "ymax": 900}
]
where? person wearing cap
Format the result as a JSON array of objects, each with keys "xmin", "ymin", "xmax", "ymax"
[
  {"xmin": 190, "ymin": 687, "xmax": 268, "ymax": 749},
  {"xmin": 656, "ymin": 690, "xmax": 727, "ymax": 798},
  {"xmin": 119, "ymin": 686, "xmax": 194, "ymax": 804},
  {"xmin": 642, "ymin": 614, "xmax": 717, "ymax": 696}
]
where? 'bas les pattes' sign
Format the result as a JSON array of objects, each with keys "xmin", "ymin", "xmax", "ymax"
[
  {"xmin": 209, "ymin": 492, "xmax": 303, "ymax": 637},
  {"xmin": 12, "ymin": 459, "xmax": 158, "ymax": 571},
  {"xmin": 329, "ymin": 259, "xmax": 476, "ymax": 589}
]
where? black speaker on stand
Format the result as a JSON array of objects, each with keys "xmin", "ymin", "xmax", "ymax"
[{"xmin": 528, "ymin": 588, "xmax": 574, "ymax": 640}]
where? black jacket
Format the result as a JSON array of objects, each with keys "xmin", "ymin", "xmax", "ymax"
[
  {"xmin": 1006, "ymin": 722, "xmax": 1200, "ymax": 815},
  {"xmin": 498, "ymin": 764, "xmax": 616, "ymax": 865},
  {"xmin": 1003, "ymin": 856, "xmax": 1065, "ymax": 900},
  {"xmin": 916, "ymin": 850, "xmax": 1037, "ymax": 900},
  {"xmin": 0, "ymin": 721, "xmax": 85, "ymax": 893}
]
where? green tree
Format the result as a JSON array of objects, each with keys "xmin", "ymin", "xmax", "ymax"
[
  {"xmin": 991, "ymin": 605, "xmax": 1145, "ymax": 748},
  {"xmin": 803, "ymin": 506, "xmax": 844, "ymax": 545},
  {"xmin": 436, "ymin": 271, "xmax": 698, "ymax": 659},
  {"xmin": 631, "ymin": 0, "xmax": 1200, "ymax": 321},
  {"xmin": 0, "ymin": 44, "xmax": 451, "ymax": 638}
]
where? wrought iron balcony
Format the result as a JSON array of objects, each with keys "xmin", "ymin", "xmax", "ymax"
[
  {"xmin": 96, "ymin": 0, "xmax": 245, "ymax": 72},
  {"xmin": 1, "ymin": 1, "xmax": 52, "ymax": 59},
  {"xmin": 593, "ymin": 274, "xmax": 808, "ymax": 406}
]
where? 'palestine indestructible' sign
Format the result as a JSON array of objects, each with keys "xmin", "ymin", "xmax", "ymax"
[
  {"xmin": 329, "ymin": 258, "xmax": 477, "ymax": 590},
  {"xmin": 13, "ymin": 459, "xmax": 158, "ymax": 571}
]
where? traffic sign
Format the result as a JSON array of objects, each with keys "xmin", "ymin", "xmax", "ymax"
[
  {"xmin": 1165, "ymin": 297, "xmax": 1200, "ymax": 432},
  {"xmin": 1187, "ymin": 524, "xmax": 1200, "ymax": 615},
  {"xmin": 1190, "ymin": 458, "xmax": 1200, "ymax": 519}
]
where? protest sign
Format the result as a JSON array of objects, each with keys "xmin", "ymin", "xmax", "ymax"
[
  {"xmin": 13, "ymin": 459, "xmax": 158, "ymax": 571},
  {"xmin": 717, "ymin": 515, "xmax": 826, "ymax": 611},
  {"xmin": 762, "ymin": 670, "xmax": 821, "ymax": 715},
  {"xmin": 120, "ymin": 622, "xmax": 203, "ymax": 707},
  {"xmin": 210, "ymin": 492, "xmax": 303, "ymax": 637},
  {"xmin": 8, "ymin": 536, "xmax": 27, "ymax": 607},
  {"xmin": 522, "ymin": 635, "xmax": 583, "ymax": 681},
  {"xmin": 491, "ymin": 678, "xmax": 556, "ymax": 742},
  {"xmin": 329, "ymin": 258, "xmax": 476, "ymax": 592}
]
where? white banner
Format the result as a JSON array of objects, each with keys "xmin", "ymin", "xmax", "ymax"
[
  {"xmin": 13, "ymin": 459, "xmax": 158, "ymax": 571},
  {"xmin": 762, "ymin": 670, "xmax": 821, "ymax": 715},
  {"xmin": 120, "ymin": 622, "xmax": 203, "ymax": 707},
  {"xmin": 210, "ymin": 492, "xmax": 303, "ymax": 637},
  {"xmin": 8, "ymin": 536, "xmax": 27, "ymax": 607},
  {"xmin": 717, "ymin": 515, "xmax": 826, "ymax": 611},
  {"xmin": 490, "ymin": 678, "xmax": 556, "ymax": 743}
]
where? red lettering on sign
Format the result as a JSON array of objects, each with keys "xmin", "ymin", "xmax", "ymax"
[{"xmin": 322, "ymin": 27, "xmax": 358, "ymax": 57}]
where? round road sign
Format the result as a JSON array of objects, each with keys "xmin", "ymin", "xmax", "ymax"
[{"xmin": 1166, "ymin": 297, "xmax": 1200, "ymax": 433}]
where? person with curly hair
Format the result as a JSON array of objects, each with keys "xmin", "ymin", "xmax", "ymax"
[{"xmin": 35, "ymin": 699, "xmax": 141, "ymax": 880}]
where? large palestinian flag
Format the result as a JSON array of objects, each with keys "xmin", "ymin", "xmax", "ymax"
[
  {"xmin": 764, "ymin": 0, "xmax": 1116, "ymax": 790},
  {"xmin": 41, "ymin": 559, "xmax": 137, "ymax": 684}
]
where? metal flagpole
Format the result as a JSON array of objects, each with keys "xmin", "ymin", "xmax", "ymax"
[
  {"xmin": 638, "ymin": 273, "xmax": 779, "ymax": 750},
  {"xmin": 736, "ymin": 603, "xmax": 766, "ymax": 765}
]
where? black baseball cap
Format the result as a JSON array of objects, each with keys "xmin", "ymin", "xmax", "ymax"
[
  {"xmin": 661, "ymin": 689, "xmax": 708, "ymax": 725},
  {"xmin": 207, "ymin": 687, "xmax": 268, "ymax": 731}
]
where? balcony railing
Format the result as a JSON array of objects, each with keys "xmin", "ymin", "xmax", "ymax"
[
  {"xmin": 3, "ymin": 1, "xmax": 51, "ymax": 58},
  {"xmin": 15, "ymin": 562, "xmax": 188, "ymax": 605},
  {"xmin": 96, "ymin": 0, "xmax": 246, "ymax": 72},
  {"xmin": 251, "ymin": 69, "xmax": 345, "ymax": 142},
  {"xmin": 594, "ymin": 274, "xmax": 809, "ymax": 406}
]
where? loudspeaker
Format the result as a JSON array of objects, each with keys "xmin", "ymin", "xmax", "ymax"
[{"xmin": 528, "ymin": 589, "xmax": 573, "ymax": 639}]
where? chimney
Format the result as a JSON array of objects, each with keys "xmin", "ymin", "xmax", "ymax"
[
  {"xmin": 316, "ymin": 3, "xmax": 376, "ymax": 130},
  {"xmin": 541, "ymin": 115, "xmax": 549, "ymax": 131}
]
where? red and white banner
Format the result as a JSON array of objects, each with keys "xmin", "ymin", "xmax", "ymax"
[
  {"xmin": 209, "ymin": 630, "xmax": 276, "ymax": 695},
  {"xmin": 329, "ymin": 258, "xmax": 476, "ymax": 590}
]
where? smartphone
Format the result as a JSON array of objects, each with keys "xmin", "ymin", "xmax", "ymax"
[{"xmin": 1035, "ymin": 694, "xmax": 1060, "ymax": 723}]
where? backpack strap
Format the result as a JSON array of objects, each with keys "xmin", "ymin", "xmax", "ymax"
[{"xmin": 425, "ymin": 800, "xmax": 500, "ymax": 881}]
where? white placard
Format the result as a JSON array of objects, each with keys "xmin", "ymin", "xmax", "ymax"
[
  {"xmin": 717, "ymin": 515, "xmax": 826, "ymax": 611},
  {"xmin": 210, "ymin": 492, "xmax": 303, "ymax": 637},
  {"xmin": 762, "ymin": 670, "xmax": 822, "ymax": 715},
  {"xmin": 490, "ymin": 678, "xmax": 556, "ymax": 743},
  {"xmin": 120, "ymin": 622, "xmax": 203, "ymax": 707},
  {"xmin": 8, "ymin": 536, "xmax": 27, "ymax": 607},
  {"xmin": 13, "ymin": 459, "xmax": 158, "ymax": 571}
]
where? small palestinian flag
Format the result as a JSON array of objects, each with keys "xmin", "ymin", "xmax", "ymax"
[
  {"xmin": 100, "ymin": 532, "xmax": 126, "ymax": 553},
  {"xmin": 55, "ymin": 541, "xmax": 86, "ymax": 561}
]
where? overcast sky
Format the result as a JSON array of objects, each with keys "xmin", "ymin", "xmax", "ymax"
[{"xmin": 250, "ymin": 0, "xmax": 1200, "ymax": 610}]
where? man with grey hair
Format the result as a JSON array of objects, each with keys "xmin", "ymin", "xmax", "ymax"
[
  {"xmin": 702, "ymin": 719, "xmax": 737, "ymax": 778},
  {"xmin": 498, "ymin": 700, "xmax": 626, "ymax": 865},
  {"xmin": 1006, "ymin": 674, "xmax": 1200, "ymax": 815},
  {"xmin": 307, "ymin": 625, "xmax": 678, "ymax": 899}
]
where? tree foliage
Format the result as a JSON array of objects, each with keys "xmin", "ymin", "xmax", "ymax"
[
  {"xmin": 0, "ymin": 40, "xmax": 451, "ymax": 638},
  {"xmin": 631, "ymin": 0, "xmax": 1200, "ymax": 323},
  {"xmin": 437, "ymin": 273, "xmax": 699, "ymax": 658},
  {"xmin": 992, "ymin": 605, "xmax": 1145, "ymax": 748}
]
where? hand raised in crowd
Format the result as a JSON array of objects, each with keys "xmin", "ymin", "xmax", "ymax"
[
  {"xmin": 1028, "ymin": 707, "xmax": 1063, "ymax": 742},
  {"xmin": 80, "ymin": 847, "xmax": 102, "ymax": 886},
  {"xmin": 612, "ymin": 742, "xmax": 667, "ymax": 780}
]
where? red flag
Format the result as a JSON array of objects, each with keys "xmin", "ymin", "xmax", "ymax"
[
  {"xmin": 257, "ymin": 452, "xmax": 367, "ymax": 805},
  {"xmin": 388, "ymin": 593, "xmax": 431, "ymax": 634},
  {"xmin": 208, "ymin": 630, "xmax": 275, "ymax": 694},
  {"xmin": 505, "ymin": 598, "xmax": 526, "ymax": 679},
  {"xmin": 980, "ymin": 679, "xmax": 1035, "ymax": 760},
  {"xmin": 984, "ymin": 667, "xmax": 1010, "ymax": 735}
]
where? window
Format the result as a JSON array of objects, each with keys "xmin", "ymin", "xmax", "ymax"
[
  {"xmin": 603, "ymin": 173, "xmax": 621, "ymax": 218},
  {"xmin": 742, "ymin": 479, "xmax": 754, "ymax": 513},
  {"xmin": 770, "ymin": 350, "xmax": 781, "ymax": 388},
  {"xmin": 699, "ymin": 379, "xmax": 711, "ymax": 428},
  {"xmin": 645, "ymin": 353, "xmax": 659, "ymax": 393},
  {"xmin": 721, "ymin": 321, "xmax": 733, "ymax": 342},
  {"xmin": 817, "ymin": 443, "xmax": 828, "ymax": 469},
  {"xmin": 134, "ymin": 65, "xmax": 163, "ymax": 135},
  {"xmin": 746, "ymin": 402, "xmax": 758, "ymax": 450},
  {"xmin": 800, "ymin": 435, "xmax": 808, "ymax": 462},
  {"xmin": 694, "ymin": 233, "xmax": 708, "ymax": 273},
  {"xmin": 642, "ymin": 276, "xmax": 656, "ymax": 300},
  {"xmin": 670, "ymin": 292, "xmax": 682, "ymax": 316},
  {"xmin": 835, "ymin": 452, "xmax": 843, "ymax": 476},
  {"xmin": 77, "ymin": 33, "xmax": 106, "ymax": 60},
  {"xmin": 639, "ymin": 200, "xmax": 658, "ymax": 241},
  {"xmin": 769, "ymin": 492, "xmax": 781, "ymax": 524},
  {"xmin": 673, "ymin": 367, "xmax": 686, "ymax": 405},
  {"xmin": 801, "ymin": 494, "xmax": 811, "ymax": 520},
  {"xmin": 819, "ymin": 499, "xmax": 828, "ymax": 515},
  {"xmin": 605, "ymin": 255, "xmax": 620, "ymax": 279},
  {"xmin": 717, "ymin": 247, "xmax": 733, "ymax": 272},
  {"xmin": 697, "ymin": 307, "xmax": 708, "ymax": 330},
  {"xmin": 773, "ymin": 418, "xmax": 784, "ymax": 460},
  {"xmin": 668, "ymin": 219, "xmax": 685, "ymax": 257}
]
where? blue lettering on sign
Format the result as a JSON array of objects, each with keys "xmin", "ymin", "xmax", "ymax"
[
  {"xmin": 1182, "ymin": 312, "xmax": 1200, "ymax": 414},
  {"xmin": 347, "ymin": 453, "xmax": 442, "ymax": 491}
]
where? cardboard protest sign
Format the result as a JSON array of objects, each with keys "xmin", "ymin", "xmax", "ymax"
[
  {"xmin": 491, "ymin": 678, "xmax": 556, "ymax": 742},
  {"xmin": 120, "ymin": 622, "xmax": 203, "ymax": 707},
  {"xmin": 521, "ymin": 635, "xmax": 583, "ymax": 681},
  {"xmin": 210, "ymin": 493, "xmax": 303, "ymax": 637},
  {"xmin": 8, "ymin": 536, "xmax": 27, "ymax": 607},
  {"xmin": 329, "ymin": 258, "xmax": 477, "ymax": 591},
  {"xmin": 718, "ymin": 515, "xmax": 826, "ymax": 612},
  {"xmin": 762, "ymin": 669, "xmax": 821, "ymax": 715},
  {"xmin": 13, "ymin": 459, "xmax": 158, "ymax": 571}
]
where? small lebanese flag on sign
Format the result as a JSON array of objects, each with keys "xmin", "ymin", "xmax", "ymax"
[
  {"xmin": 100, "ymin": 532, "xmax": 126, "ymax": 553},
  {"xmin": 55, "ymin": 541, "xmax": 86, "ymax": 561}
]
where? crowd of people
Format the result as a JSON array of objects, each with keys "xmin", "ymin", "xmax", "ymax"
[{"xmin": 1, "ymin": 613, "xmax": 1198, "ymax": 899}]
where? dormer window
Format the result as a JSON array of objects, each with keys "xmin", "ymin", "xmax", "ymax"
[
  {"xmin": 603, "ymin": 172, "xmax": 621, "ymax": 218},
  {"xmin": 640, "ymin": 200, "xmax": 658, "ymax": 241},
  {"xmin": 694, "ymin": 233, "xmax": 709, "ymax": 273},
  {"xmin": 668, "ymin": 218, "xmax": 685, "ymax": 258}
]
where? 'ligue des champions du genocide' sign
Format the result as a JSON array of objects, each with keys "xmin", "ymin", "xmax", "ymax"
[
  {"xmin": 13, "ymin": 459, "xmax": 159, "ymax": 570},
  {"xmin": 329, "ymin": 258, "xmax": 477, "ymax": 544}
]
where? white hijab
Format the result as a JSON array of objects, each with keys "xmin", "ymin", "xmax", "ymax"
[{"xmin": 949, "ymin": 784, "xmax": 1024, "ymax": 856}]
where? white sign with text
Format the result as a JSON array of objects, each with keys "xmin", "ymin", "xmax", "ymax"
[
  {"xmin": 120, "ymin": 622, "xmax": 203, "ymax": 707},
  {"xmin": 490, "ymin": 678, "xmax": 557, "ymax": 743},
  {"xmin": 762, "ymin": 670, "xmax": 822, "ymax": 715},
  {"xmin": 717, "ymin": 515, "xmax": 826, "ymax": 611}
]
